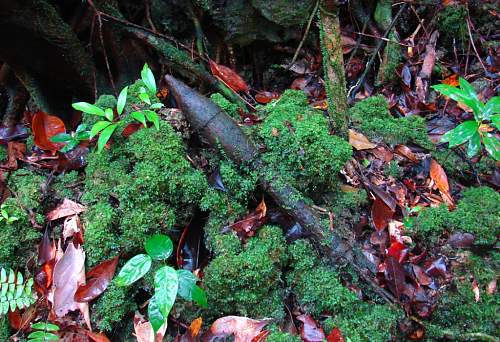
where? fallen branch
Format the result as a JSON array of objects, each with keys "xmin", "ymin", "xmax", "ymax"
[{"xmin": 164, "ymin": 75, "xmax": 397, "ymax": 305}]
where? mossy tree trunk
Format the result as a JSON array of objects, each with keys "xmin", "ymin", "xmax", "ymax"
[{"xmin": 319, "ymin": 0, "xmax": 349, "ymax": 137}]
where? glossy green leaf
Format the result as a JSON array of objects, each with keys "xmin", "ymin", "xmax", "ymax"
[
  {"xmin": 90, "ymin": 121, "xmax": 112, "ymax": 139},
  {"xmin": 176, "ymin": 269, "xmax": 197, "ymax": 300},
  {"xmin": 8, "ymin": 269, "xmax": 14, "ymax": 283},
  {"xmin": 491, "ymin": 114, "xmax": 500, "ymax": 131},
  {"xmin": 150, "ymin": 103, "xmax": 164, "ymax": 110},
  {"xmin": 31, "ymin": 322, "xmax": 60, "ymax": 331},
  {"xmin": 117, "ymin": 86, "xmax": 128, "ymax": 115},
  {"xmin": 50, "ymin": 133, "xmax": 72, "ymax": 143},
  {"xmin": 59, "ymin": 139, "xmax": 79, "ymax": 153},
  {"xmin": 139, "ymin": 91, "xmax": 151, "ymax": 105},
  {"xmin": 148, "ymin": 295, "xmax": 165, "ymax": 334},
  {"xmin": 145, "ymin": 234, "xmax": 173, "ymax": 261},
  {"xmin": 115, "ymin": 254, "xmax": 152, "ymax": 287},
  {"xmin": 72, "ymin": 102, "xmax": 105, "ymax": 116},
  {"xmin": 440, "ymin": 120, "xmax": 478, "ymax": 147},
  {"xmin": 467, "ymin": 132, "xmax": 481, "ymax": 158},
  {"xmin": 432, "ymin": 84, "xmax": 480, "ymax": 118},
  {"xmin": 484, "ymin": 97, "xmax": 500, "ymax": 120},
  {"xmin": 28, "ymin": 331, "xmax": 59, "ymax": 341},
  {"xmin": 191, "ymin": 285, "xmax": 207, "ymax": 308},
  {"xmin": 141, "ymin": 63, "xmax": 157, "ymax": 93},
  {"xmin": 75, "ymin": 124, "xmax": 87, "ymax": 133},
  {"xmin": 75, "ymin": 131, "xmax": 90, "ymax": 141},
  {"xmin": 131, "ymin": 111, "xmax": 147, "ymax": 127},
  {"xmin": 144, "ymin": 110, "xmax": 160, "ymax": 130},
  {"xmin": 154, "ymin": 266, "xmax": 178, "ymax": 322},
  {"xmin": 104, "ymin": 108, "xmax": 114, "ymax": 121},
  {"xmin": 97, "ymin": 123, "xmax": 118, "ymax": 152},
  {"xmin": 0, "ymin": 268, "xmax": 6, "ymax": 283},
  {"xmin": 458, "ymin": 77, "xmax": 483, "ymax": 117},
  {"xmin": 483, "ymin": 133, "xmax": 500, "ymax": 161}
]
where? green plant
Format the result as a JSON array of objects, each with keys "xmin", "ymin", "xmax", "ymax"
[
  {"xmin": 50, "ymin": 124, "xmax": 90, "ymax": 152},
  {"xmin": 27, "ymin": 322, "xmax": 59, "ymax": 341},
  {"xmin": 432, "ymin": 77, "xmax": 499, "ymax": 160},
  {"xmin": 0, "ymin": 203, "xmax": 19, "ymax": 224},
  {"xmin": 114, "ymin": 234, "xmax": 207, "ymax": 333},
  {"xmin": 72, "ymin": 64, "xmax": 161, "ymax": 152},
  {"xmin": 0, "ymin": 268, "xmax": 36, "ymax": 315}
]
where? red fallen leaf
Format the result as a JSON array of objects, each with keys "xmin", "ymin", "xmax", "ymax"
[
  {"xmin": 46, "ymin": 198, "xmax": 86, "ymax": 221},
  {"xmin": 52, "ymin": 242, "xmax": 86, "ymax": 317},
  {"xmin": 239, "ymin": 109, "xmax": 263, "ymax": 126},
  {"xmin": 251, "ymin": 330, "xmax": 269, "ymax": 342},
  {"xmin": 441, "ymin": 74, "xmax": 459, "ymax": 87},
  {"xmin": 290, "ymin": 77, "xmax": 308, "ymax": 90},
  {"xmin": 424, "ymin": 257, "xmax": 448, "ymax": 278},
  {"xmin": 223, "ymin": 198, "xmax": 267, "ymax": 240},
  {"xmin": 209, "ymin": 60, "xmax": 249, "ymax": 93},
  {"xmin": 122, "ymin": 122, "xmax": 143, "ymax": 138},
  {"xmin": 371, "ymin": 197, "xmax": 395, "ymax": 230},
  {"xmin": 297, "ymin": 314, "xmax": 325, "ymax": 342},
  {"xmin": 38, "ymin": 227, "xmax": 56, "ymax": 265},
  {"xmin": 255, "ymin": 91, "xmax": 280, "ymax": 104},
  {"xmin": 326, "ymin": 327, "xmax": 345, "ymax": 342},
  {"xmin": 446, "ymin": 232, "xmax": 475, "ymax": 248},
  {"xmin": 412, "ymin": 265, "xmax": 432, "ymax": 286},
  {"xmin": 384, "ymin": 256, "xmax": 407, "ymax": 300},
  {"xmin": 387, "ymin": 241, "xmax": 408, "ymax": 263},
  {"xmin": 429, "ymin": 159, "xmax": 454, "ymax": 207},
  {"xmin": 31, "ymin": 111, "xmax": 66, "ymax": 152},
  {"xmin": 203, "ymin": 316, "xmax": 269, "ymax": 342},
  {"xmin": 0, "ymin": 124, "xmax": 29, "ymax": 144},
  {"xmin": 1, "ymin": 141, "xmax": 26, "ymax": 170},
  {"xmin": 7, "ymin": 310, "xmax": 22, "ymax": 330},
  {"xmin": 75, "ymin": 256, "xmax": 119, "ymax": 302}
]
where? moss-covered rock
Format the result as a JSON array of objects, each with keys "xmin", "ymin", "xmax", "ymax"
[
  {"xmin": 349, "ymin": 95, "xmax": 434, "ymax": 149},
  {"xmin": 251, "ymin": 0, "xmax": 314, "ymax": 27},
  {"xmin": 329, "ymin": 187, "xmax": 368, "ymax": 232},
  {"xmin": 203, "ymin": 226, "xmax": 286, "ymax": 320},
  {"xmin": 51, "ymin": 171, "xmax": 80, "ymax": 201},
  {"xmin": 436, "ymin": 5, "xmax": 467, "ymax": 48},
  {"xmin": 259, "ymin": 90, "xmax": 352, "ymax": 192}
]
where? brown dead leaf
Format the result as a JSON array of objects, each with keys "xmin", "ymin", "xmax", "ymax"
[
  {"xmin": 1, "ymin": 141, "xmax": 26, "ymax": 170},
  {"xmin": 371, "ymin": 197, "xmax": 395, "ymax": 230},
  {"xmin": 394, "ymin": 145, "xmax": 418, "ymax": 163},
  {"xmin": 203, "ymin": 316, "xmax": 269, "ymax": 342},
  {"xmin": 47, "ymin": 198, "xmax": 86, "ymax": 221},
  {"xmin": 63, "ymin": 215, "xmax": 83, "ymax": 244},
  {"xmin": 348, "ymin": 129, "xmax": 377, "ymax": 150},
  {"xmin": 429, "ymin": 159, "xmax": 454, "ymax": 207},
  {"xmin": 134, "ymin": 312, "xmax": 166, "ymax": 342},
  {"xmin": 297, "ymin": 314, "xmax": 325, "ymax": 342},
  {"xmin": 223, "ymin": 198, "xmax": 267, "ymax": 240}
]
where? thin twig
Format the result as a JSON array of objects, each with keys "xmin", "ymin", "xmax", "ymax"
[
  {"xmin": 144, "ymin": 0, "xmax": 157, "ymax": 32},
  {"xmin": 287, "ymin": 0, "xmax": 319, "ymax": 69},
  {"xmin": 347, "ymin": 3, "xmax": 408, "ymax": 101},
  {"xmin": 466, "ymin": 16, "xmax": 488, "ymax": 74}
]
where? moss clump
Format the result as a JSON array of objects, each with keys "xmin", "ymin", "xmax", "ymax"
[
  {"xmin": 330, "ymin": 188, "xmax": 368, "ymax": 232},
  {"xmin": 377, "ymin": 31, "xmax": 403, "ymax": 84},
  {"xmin": 259, "ymin": 90, "xmax": 352, "ymax": 192},
  {"xmin": 426, "ymin": 252, "xmax": 499, "ymax": 340},
  {"xmin": 51, "ymin": 171, "xmax": 80, "ymax": 200},
  {"xmin": 92, "ymin": 283, "xmax": 136, "ymax": 332},
  {"xmin": 436, "ymin": 5, "xmax": 467, "ymax": 48},
  {"xmin": 410, "ymin": 186, "xmax": 500, "ymax": 245},
  {"xmin": 7, "ymin": 169, "xmax": 45, "ymax": 210},
  {"xmin": 203, "ymin": 226, "xmax": 286, "ymax": 320},
  {"xmin": 0, "ymin": 317, "xmax": 10, "ymax": 341},
  {"xmin": 210, "ymin": 93, "xmax": 240, "ymax": 120},
  {"xmin": 349, "ymin": 95, "xmax": 433, "ymax": 149},
  {"xmin": 266, "ymin": 331, "xmax": 302, "ymax": 342},
  {"xmin": 0, "ymin": 145, "xmax": 7, "ymax": 161},
  {"xmin": 288, "ymin": 240, "xmax": 401, "ymax": 341},
  {"xmin": 251, "ymin": 0, "xmax": 314, "ymax": 27},
  {"xmin": 433, "ymin": 150, "xmax": 497, "ymax": 181}
]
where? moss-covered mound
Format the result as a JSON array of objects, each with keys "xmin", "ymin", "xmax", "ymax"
[
  {"xmin": 259, "ymin": 90, "xmax": 352, "ymax": 192},
  {"xmin": 410, "ymin": 186, "xmax": 500, "ymax": 245},
  {"xmin": 349, "ymin": 95, "xmax": 434, "ymax": 149}
]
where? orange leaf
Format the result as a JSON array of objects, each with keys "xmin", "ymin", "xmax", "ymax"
[
  {"xmin": 429, "ymin": 159, "xmax": 454, "ymax": 207},
  {"xmin": 255, "ymin": 91, "xmax": 280, "ymax": 104},
  {"xmin": 31, "ymin": 111, "xmax": 66, "ymax": 152},
  {"xmin": 209, "ymin": 60, "xmax": 249, "ymax": 93},
  {"xmin": 348, "ymin": 129, "xmax": 377, "ymax": 150},
  {"xmin": 326, "ymin": 327, "xmax": 345, "ymax": 342},
  {"xmin": 441, "ymin": 74, "xmax": 459, "ymax": 87}
]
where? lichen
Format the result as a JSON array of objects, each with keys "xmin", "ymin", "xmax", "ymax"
[
  {"xmin": 349, "ymin": 95, "xmax": 434, "ymax": 149},
  {"xmin": 259, "ymin": 90, "xmax": 352, "ymax": 193}
]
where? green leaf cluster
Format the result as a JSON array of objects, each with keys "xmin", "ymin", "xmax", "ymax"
[
  {"xmin": 51, "ymin": 124, "xmax": 90, "ymax": 152},
  {"xmin": 28, "ymin": 322, "xmax": 59, "ymax": 342},
  {"xmin": 0, "ymin": 268, "xmax": 36, "ymax": 316},
  {"xmin": 432, "ymin": 77, "xmax": 499, "ymax": 160},
  {"xmin": 115, "ymin": 234, "xmax": 206, "ymax": 333}
]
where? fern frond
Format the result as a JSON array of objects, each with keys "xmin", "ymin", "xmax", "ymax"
[{"xmin": 0, "ymin": 268, "xmax": 36, "ymax": 315}]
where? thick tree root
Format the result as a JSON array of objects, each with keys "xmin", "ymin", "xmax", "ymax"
[{"xmin": 165, "ymin": 75, "xmax": 396, "ymax": 304}]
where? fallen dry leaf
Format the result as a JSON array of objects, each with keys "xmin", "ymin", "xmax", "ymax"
[
  {"xmin": 348, "ymin": 129, "xmax": 377, "ymax": 150},
  {"xmin": 429, "ymin": 159, "xmax": 454, "ymax": 207},
  {"xmin": 31, "ymin": 111, "xmax": 66, "ymax": 152},
  {"xmin": 326, "ymin": 327, "xmax": 345, "ymax": 342},
  {"xmin": 472, "ymin": 279, "xmax": 480, "ymax": 302},
  {"xmin": 63, "ymin": 215, "xmax": 83, "ymax": 244},
  {"xmin": 1, "ymin": 141, "xmax": 26, "ymax": 170},
  {"xmin": 203, "ymin": 316, "xmax": 269, "ymax": 342},
  {"xmin": 75, "ymin": 256, "xmax": 119, "ymax": 302},
  {"xmin": 394, "ymin": 145, "xmax": 418, "ymax": 163},
  {"xmin": 134, "ymin": 312, "xmax": 166, "ymax": 342},
  {"xmin": 371, "ymin": 197, "xmax": 395, "ymax": 230},
  {"xmin": 487, "ymin": 279, "xmax": 497, "ymax": 295},
  {"xmin": 223, "ymin": 198, "xmax": 267, "ymax": 240},
  {"xmin": 209, "ymin": 60, "xmax": 249, "ymax": 93},
  {"xmin": 297, "ymin": 314, "xmax": 325, "ymax": 342},
  {"xmin": 47, "ymin": 198, "xmax": 86, "ymax": 221}
]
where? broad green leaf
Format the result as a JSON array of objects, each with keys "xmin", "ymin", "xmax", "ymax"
[
  {"xmin": 432, "ymin": 84, "xmax": 480, "ymax": 118},
  {"xmin": 483, "ymin": 133, "xmax": 500, "ymax": 161},
  {"xmin": 50, "ymin": 133, "xmax": 72, "ymax": 143},
  {"xmin": 75, "ymin": 124, "xmax": 87, "ymax": 133},
  {"xmin": 31, "ymin": 322, "xmax": 60, "ymax": 331},
  {"xmin": 8, "ymin": 269, "xmax": 14, "ymax": 283},
  {"xmin": 491, "ymin": 114, "xmax": 500, "ymax": 131},
  {"xmin": 117, "ymin": 86, "xmax": 128, "ymax": 115},
  {"xmin": 148, "ymin": 295, "xmax": 165, "ymax": 334},
  {"xmin": 60, "ymin": 139, "xmax": 79, "ymax": 153},
  {"xmin": 97, "ymin": 123, "xmax": 118, "ymax": 152},
  {"xmin": 466, "ymin": 134, "xmax": 481, "ymax": 158},
  {"xmin": 144, "ymin": 110, "xmax": 160, "ymax": 130},
  {"xmin": 131, "ymin": 111, "xmax": 147, "ymax": 127},
  {"xmin": 145, "ymin": 235, "xmax": 173, "ymax": 261},
  {"xmin": 104, "ymin": 108, "xmax": 114, "ymax": 121},
  {"xmin": 154, "ymin": 266, "xmax": 178, "ymax": 321},
  {"xmin": 484, "ymin": 97, "xmax": 500, "ymax": 120},
  {"xmin": 141, "ymin": 63, "xmax": 157, "ymax": 93},
  {"xmin": 115, "ymin": 254, "xmax": 152, "ymax": 287},
  {"xmin": 191, "ymin": 285, "xmax": 207, "ymax": 308},
  {"xmin": 72, "ymin": 102, "xmax": 105, "ymax": 116},
  {"xmin": 0, "ymin": 302, "xmax": 7, "ymax": 315},
  {"xmin": 0, "ymin": 268, "xmax": 6, "ymax": 283},
  {"xmin": 75, "ymin": 131, "xmax": 91, "ymax": 141},
  {"xmin": 458, "ymin": 77, "xmax": 483, "ymax": 117},
  {"xmin": 176, "ymin": 269, "xmax": 197, "ymax": 300},
  {"xmin": 440, "ymin": 120, "xmax": 478, "ymax": 147},
  {"xmin": 139, "ymin": 91, "xmax": 151, "ymax": 105},
  {"xmin": 28, "ymin": 331, "xmax": 59, "ymax": 341},
  {"xmin": 150, "ymin": 103, "xmax": 164, "ymax": 109},
  {"xmin": 90, "ymin": 121, "xmax": 112, "ymax": 139},
  {"xmin": 16, "ymin": 272, "xmax": 23, "ymax": 285}
]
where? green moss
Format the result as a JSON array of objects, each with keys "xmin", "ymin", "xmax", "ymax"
[
  {"xmin": 266, "ymin": 331, "xmax": 302, "ymax": 342},
  {"xmin": 260, "ymin": 90, "xmax": 352, "ymax": 192},
  {"xmin": 433, "ymin": 150, "xmax": 497, "ymax": 181},
  {"xmin": 437, "ymin": 5, "xmax": 467, "ymax": 48},
  {"xmin": 349, "ymin": 95, "xmax": 434, "ymax": 149},
  {"xmin": 0, "ymin": 317, "xmax": 10, "ymax": 341},
  {"xmin": 203, "ymin": 226, "xmax": 286, "ymax": 320},
  {"xmin": 377, "ymin": 31, "xmax": 403, "ymax": 84},
  {"xmin": 92, "ymin": 283, "xmax": 136, "ymax": 332},
  {"xmin": 7, "ymin": 169, "xmax": 45, "ymax": 210},
  {"xmin": 410, "ymin": 186, "xmax": 500, "ymax": 245},
  {"xmin": 51, "ymin": 171, "xmax": 80, "ymax": 200},
  {"xmin": 251, "ymin": 0, "xmax": 314, "ymax": 27},
  {"xmin": 426, "ymin": 252, "xmax": 499, "ymax": 340},
  {"xmin": 0, "ymin": 145, "xmax": 7, "ymax": 161},
  {"xmin": 330, "ymin": 188, "xmax": 368, "ymax": 232},
  {"xmin": 210, "ymin": 93, "xmax": 240, "ymax": 119}
]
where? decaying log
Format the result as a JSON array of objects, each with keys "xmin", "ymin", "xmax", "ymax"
[{"xmin": 165, "ymin": 75, "xmax": 396, "ymax": 304}]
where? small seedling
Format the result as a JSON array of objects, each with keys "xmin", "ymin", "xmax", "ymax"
[
  {"xmin": 50, "ymin": 124, "xmax": 90, "ymax": 152},
  {"xmin": 130, "ymin": 64, "xmax": 162, "ymax": 130},
  {"xmin": 0, "ymin": 203, "xmax": 19, "ymax": 224},
  {"xmin": 28, "ymin": 322, "xmax": 60, "ymax": 342},
  {"xmin": 114, "ymin": 234, "xmax": 207, "ymax": 334},
  {"xmin": 432, "ymin": 77, "xmax": 499, "ymax": 160}
]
